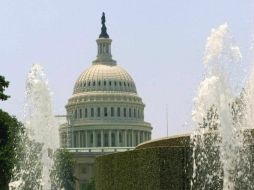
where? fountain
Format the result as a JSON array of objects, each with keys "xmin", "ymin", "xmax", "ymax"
[
  {"xmin": 9, "ymin": 64, "xmax": 59, "ymax": 190},
  {"xmin": 192, "ymin": 24, "xmax": 254, "ymax": 189}
]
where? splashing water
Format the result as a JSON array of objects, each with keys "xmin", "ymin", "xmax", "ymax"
[
  {"xmin": 9, "ymin": 64, "xmax": 59, "ymax": 190},
  {"xmin": 192, "ymin": 24, "xmax": 254, "ymax": 189}
]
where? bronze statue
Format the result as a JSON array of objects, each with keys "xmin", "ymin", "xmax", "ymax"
[
  {"xmin": 101, "ymin": 12, "xmax": 106, "ymax": 26},
  {"xmin": 99, "ymin": 12, "xmax": 109, "ymax": 38}
]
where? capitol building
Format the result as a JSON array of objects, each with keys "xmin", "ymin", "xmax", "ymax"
[{"xmin": 59, "ymin": 13, "xmax": 152, "ymax": 188}]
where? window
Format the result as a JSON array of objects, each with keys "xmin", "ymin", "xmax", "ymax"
[
  {"xmin": 98, "ymin": 81, "xmax": 101, "ymax": 86},
  {"xmin": 129, "ymin": 108, "xmax": 132, "ymax": 117},
  {"xmin": 124, "ymin": 108, "xmax": 127, "ymax": 117},
  {"xmin": 84, "ymin": 82, "xmax": 86, "ymax": 86},
  {"xmin": 74, "ymin": 109, "xmax": 77, "ymax": 119},
  {"xmin": 111, "ymin": 107, "xmax": 114, "ymax": 117},
  {"xmin": 93, "ymin": 81, "xmax": 95, "ymax": 86},
  {"xmin": 104, "ymin": 133, "xmax": 108, "ymax": 146},
  {"xmin": 119, "ymin": 82, "xmax": 122, "ymax": 86},
  {"xmin": 88, "ymin": 81, "xmax": 91, "ymax": 86},
  {"xmin": 117, "ymin": 107, "xmax": 121, "ymax": 117},
  {"xmin": 104, "ymin": 107, "xmax": 108, "ymax": 117},
  {"xmin": 109, "ymin": 81, "xmax": 112, "ymax": 86},
  {"xmin": 140, "ymin": 132, "xmax": 143, "ymax": 142},
  {"xmin": 111, "ymin": 133, "xmax": 115, "ymax": 147},
  {"xmin": 90, "ymin": 133, "xmax": 93, "ymax": 145},
  {"xmin": 124, "ymin": 82, "xmax": 126, "ymax": 86},
  {"xmin": 91, "ymin": 108, "xmax": 94, "ymax": 117},
  {"xmin": 119, "ymin": 132, "xmax": 122, "ymax": 144},
  {"xmin": 74, "ymin": 132, "xmax": 78, "ymax": 147},
  {"xmin": 104, "ymin": 81, "xmax": 106, "ymax": 86},
  {"xmin": 97, "ymin": 133, "xmax": 101, "ymax": 147},
  {"xmin": 134, "ymin": 109, "xmax": 136, "ymax": 118},
  {"xmin": 97, "ymin": 107, "xmax": 101, "ymax": 117},
  {"xmin": 79, "ymin": 109, "xmax": 82, "ymax": 118},
  {"xmin": 114, "ymin": 81, "xmax": 117, "ymax": 86},
  {"xmin": 85, "ymin": 108, "xmax": 88, "ymax": 118}
]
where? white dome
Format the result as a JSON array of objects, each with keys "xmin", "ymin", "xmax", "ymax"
[{"xmin": 73, "ymin": 64, "xmax": 137, "ymax": 94}]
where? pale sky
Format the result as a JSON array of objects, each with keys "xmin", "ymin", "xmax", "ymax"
[{"xmin": 1, "ymin": 0, "xmax": 254, "ymax": 139}]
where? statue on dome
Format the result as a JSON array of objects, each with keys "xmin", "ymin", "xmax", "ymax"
[
  {"xmin": 99, "ymin": 12, "xmax": 109, "ymax": 38},
  {"xmin": 101, "ymin": 12, "xmax": 106, "ymax": 25}
]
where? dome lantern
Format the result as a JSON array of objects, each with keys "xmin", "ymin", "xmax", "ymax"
[{"xmin": 93, "ymin": 12, "xmax": 116, "ymax": 65}]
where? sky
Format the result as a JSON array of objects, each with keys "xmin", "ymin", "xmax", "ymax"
[{"xmin": 1, "ymin": 0, "xmax": 254, "ymax": 139}]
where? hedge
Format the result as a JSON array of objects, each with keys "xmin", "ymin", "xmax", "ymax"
[{"xmin": 95, "ymin": 146, "xmax": 192, "ymax": 190}]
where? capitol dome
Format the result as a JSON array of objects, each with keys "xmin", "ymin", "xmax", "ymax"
[
  {"xmin": 73, "ymin": 64, "xmax": 137, "ymax": 94},
  {"xmin": 59, "ymin": 13, "xmax": 152, "ymax": 188},
  {"xmin": 60, "ymin": 12, "xmax": 152, "ymax": 151}
]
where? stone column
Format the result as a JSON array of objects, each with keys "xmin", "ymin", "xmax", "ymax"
[
  {"xmin": 77, "ymin": 131, "xmax": 80, "ymax": 147},
  {"xmin": 85, "ymin": 131, "xmax": 88, "ymax": 147},
  {"xmin": 116, "ymin": 130, "xmax": 119, "ymax": 147},
  {"xmin": 109, "ymin": 130, "xmax": 112, "ymax": 147},
  {"xmin": 131, "ymin": 130, "xmax": 134, "ymax": 147},
  {"xmin": 124, "ymin": 130, "xmax": 127, "ymax": 147},
  {"xmin": 137, "ymin": 131, "xmax": 140, "ymax": 144},
  {"xmin": 93, "ymin": 130, "xmax": 96, "ymax": 147},
  {"xmin": 101, "ymin": 130, "xmax": 104, "ymax": 147},
  {"xmin": 71, "ymin": 130, "xmax": 75, "ymax": 148}
]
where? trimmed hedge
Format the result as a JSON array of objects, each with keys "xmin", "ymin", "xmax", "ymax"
[
  {"xmin": 136, "ymin": 134, "xmax": 190, "ymax": 149},
  {"xmin": 95, "ymin": 146, "xmax": 192, "ymax": 190}
]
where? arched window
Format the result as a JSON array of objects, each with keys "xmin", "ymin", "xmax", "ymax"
[
  {"xmin": 88, "ymin": 81, "xmax": 91, "ymax": 86},
  {"xmin": 114, "ymin": 81, "xmax": 117, "ymax": 86},
  {"xmin": 109, "ymin": 81, "xmax": 112, "ymax": 86}
]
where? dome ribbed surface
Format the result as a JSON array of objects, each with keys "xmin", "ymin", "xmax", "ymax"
[{"xmin": 73, "ymin": 64, "xmax": 137, "ymax": 94}]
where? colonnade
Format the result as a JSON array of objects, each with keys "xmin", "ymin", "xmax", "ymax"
[{"xmin": 61, "ymin": 129, "xmax": 151, "ymax": 148}]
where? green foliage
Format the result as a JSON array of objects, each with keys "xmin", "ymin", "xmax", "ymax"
[
  {"xmin": 50, "ymin": 149, "xmax": 76, "ymax": 190},
  {"xmin": 0, "ymin": 75, "xmax": 10, "ymax": 101},
  {"xmin": 95, "ymin": 147, "xmax": 192, "ymax": 190},
  {"xmin": 0, "ymin": 109, "xmax": 24, "ymax": 189}
]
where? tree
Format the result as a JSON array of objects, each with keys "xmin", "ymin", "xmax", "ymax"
[
  {"xmin": 50, "ymin": 149, "xmax": 76, "ymax": 190},
  {"xmin": 0, "ymin": 76, "xmax": 24, "ymax": 190},
  {"xmin": 0, "ymin": 109, "xmax": 24, "ymax": 190},
  {"xmin": 0, "ymin": 75, "xmax": 10, "ymax": 101}
]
